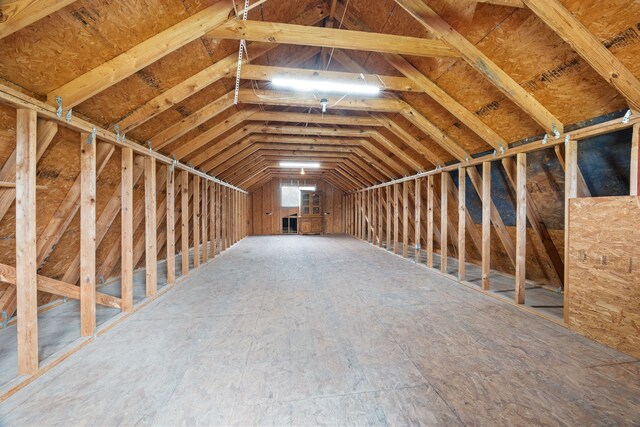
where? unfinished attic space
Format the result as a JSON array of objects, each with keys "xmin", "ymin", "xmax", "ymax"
[{"xmin": 1, "ymin": 0, "xmax": 640, "ymax": 424}]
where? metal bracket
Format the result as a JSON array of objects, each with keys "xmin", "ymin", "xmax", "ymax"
[
  {"xmin": 65, "ymin": 108, "xmax": 73, "ymax": 122},
  {"xmin": 542, "ymin": 134, "xmax": 548, "ymax": 145},
  {"xmin": 147, "ymin": 141, "xmax": 152, "ymax": 153},
  {"xmin": 87, "ymin": 127, "xmax": 96, "ymax": 144},
  {"xmin": 552, "ymin": 123, "xmax": 561, "ymax": 139},
  {"xmin": 415, "ymin": 243, "xmax": 421, "ymax": 250},
  {"xmin": 99, "ymin": 276, "xmax": 105, "ymax": 287},
  {"xmin": 115, "ymin": 125, "xmax": 126, "ymax": 143},
  {"xmin": 622, "ymin": 109, "xmax": 632, "ymax": 124},
  {"xmin": 55, "ymin": 96, "xmax": 63, "ymax": 118},
  {"xmin": 564, "ymin": 134, "xmax": 571, "ymax": 144},
  {"xmin": 171, "ymin": 155, "xmax": 177, "ymax": 173},
  {"xmin": 498, "ymin": 144, "xmax": 505, "ymax": 156},
  {"xmin": 1, "ymin": 310, "xmax": 7, "ymax": 329}
]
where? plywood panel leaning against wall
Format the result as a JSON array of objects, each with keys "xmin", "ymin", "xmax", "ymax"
[{"xmin": 568, "ymin": 196, "xmax": 640, "ymax": 358}]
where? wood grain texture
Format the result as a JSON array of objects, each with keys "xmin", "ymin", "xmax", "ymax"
[
  {"xmin": 515, "ymin": 153, "xmax": 527, "ymax": 304},
  {"xmin": 568, "ymin": 196, "xmax": 640, "ymax": 358},
  {"xmin": 166, "ymin": 165, "xmax": 175, "ymax": 285},
  {"xmin": 145, "ymin": 157, "xmax": 157, "ymax": 296},
  {"xmin": 120, "ymin": 147, "xmax": 134, "ymax": 313},
  {"xmin": 79, "ymin": 131, "xmax": 96, "ymax": 336},
  {"xmin": 482, "ymin": 162, "xmax": 491, "ymax": 290},
  {"xmin": 46, "ymin": 2, "xmax": 233, "ymax": 108},
  {"xmin": 15, "ymin": 109, "xmax": 38, "ymax": 375}
]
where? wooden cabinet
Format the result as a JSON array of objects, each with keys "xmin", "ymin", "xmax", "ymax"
[{"xmin": 298, "ymin": 190, "xmax": 323, "ymax": 234}]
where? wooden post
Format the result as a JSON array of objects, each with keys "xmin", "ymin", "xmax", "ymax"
[
  {"xmin": 386, "ymin": 186, "xmax": 391, "ymax": 249},
  {"xmin": 180, "ymin": 171, "xmax": 189, "ymax": 275},
  {"xmin": 515, "ymin": 153, "xmax": 527, "ymax": 304},
  {"xmin": 80, "ymin": 131, "xmax": 96, "ymax": 336},
  {"xmin": 361, "ymin": 191, "xmax": 366, "ymax": 240},
  {"xmin": 202, "ymin": 181, "xmax": 209, "ymax": 262},
  {"xmin": 440, "ymin": 174, "xmax": 448, "ymax": 273},
  {"xmin": 144, "ymin": 157, "xmax": 157, "ymax": 297},
  {"xmin": 415, "ymin": 178, "xmax": 422, "ymax": 263},
  {"xmin": 427, "ymin": 175, "xmax": 434, "ymax": 268},
  {"xmin": 458, "ymin": 167, "xmax": 465, "ymax": 280},
  {"xmin": 121, "ymin": 147, "xmax": 134, "ymax": 313},
  {"xmin": 193, "ymin": 176, "xmax": 200, "ymax": 267},
  {"xmin": 377, "ymin": 187, "xmax": 383, "ymax": 247},
  {"xmin": 402, "ymin": 180, "xmax": 409, "ymax": 257},
  {"xmin": 15, "ymin": 109, "xmax": 38, "ymax": 374},
  {"xmin": 564, "ymin": 139, "xmax": 578, "ymax": 322},
  {"xmin": 209, "ymin": 182, "xmax": 215, "ymax": 258},
  {"xmin": 393, "ymin": 184, "xmax": 399, "ymax": 254},
  {"xmin": 166, "ymin": 164, "xmax": 175, "ymax": 285},
  {"xmin": 482, "ymin": 162, "xmax": 491, "ymax": 290},
  {"xmin": 631, "ymin": 123, "xmax": 640, "ymax": 196},
  {"xmin": 221, "ymin": 186, "xmax": 227, "ymax": 251},
  {"xmin": 371, "ymin": 189, "xmax": 377, "ymax": 244}
]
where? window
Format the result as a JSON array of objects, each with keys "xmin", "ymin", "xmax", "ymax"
[{"xmin": 281, "ymin": 185, "xmax": 317, "ymax": 207}]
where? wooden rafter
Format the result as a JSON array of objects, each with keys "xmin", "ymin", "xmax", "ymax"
[
  {"xmin": 0, "ymin": 0, "xmax": 78, "ymax": 39},
  {"xmin": 394, "ymin": 0, "xmax": 563, "ymax": 134},
  {"xmin": 239, "ymin": 64, "xmax": 419, "ymax": 92},
  {"xmin": 46, "ymin": 2, "xmax": 234, "ymax": 108},
  {"xmin": 332, "ymin": 11, "xmax": 507, "ymax": 152},
  {"xmin": 115, "ymin": 6, "xmax": 328, "ymax": 132},
  {"xmin": 208, "ymin": 19, "xmax": 460, "ymax": 58},
  {"xmin": 523, "ymin": 0, "xmax": 640, "ymax": 111}
]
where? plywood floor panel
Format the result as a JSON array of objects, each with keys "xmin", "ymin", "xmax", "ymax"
[{"xmin": 0, "ymin": 236, "xmax": 638, "ymax": 425}]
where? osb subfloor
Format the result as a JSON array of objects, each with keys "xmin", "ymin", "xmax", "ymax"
[{"xmin": 1, "ymin": 235, "xmax": 639, "ymax": 426}]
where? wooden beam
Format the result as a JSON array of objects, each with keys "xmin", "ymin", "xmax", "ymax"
[
  {"xmin": 476, "ymin": 0, "xmax": 524, "ymax": 7},
  {"xmin": 378, "ymin": 187, "xmax": 384, "ymax": 247},
  {"xmin": 394, "ymin": 0, "xmax": 563, "ymax": 134},
  {"xmin": 502, "ymin": 156, "xmax": 564, "ymax": 286},
  {"xmin": 458, "ymin": 167, "xmax": 465, "ymax": 280},
  {"xmin": 15, "ymin": 109, "xmax": 38, "ymax": 375},
  {"xmin": 554, "ymin": 144, "xmax": 591, "ymax": 197},
  {"xmin": 249, "ymin": 111, "xmax": 381, "ymax": 126},
  {"xmin": 145, "ymin": 157, "xmax": 157, "ymax": 297},
  {"xmin": 0, "ymin": 0, "xmax": 78, "ymax": 39},
  {"xmin": 393, "ymin": 184, "xmax": 400, "ymax": 254},
  {"xmin": 332, "ymin": 8, "xmax": 506, "ymax": 152},
  {"xmin": 166, "ymin": 164, "xmax": 176, "ymax": 285},
  {"xmin": 631, "ymin": 124, "xmax": 640, "ymax": 196},
  {"xmin": 0, "ymin": 120, "xmax": 57, "ymax": 222},
  {"xmin": 239, "ymin": 64, "xmax": 418, "ymax": 92},
  {"xmin": 209, "ymin": 182, "xmax": 218, "ymax": 259},
  {"xmin": 46, "ymin": 2, "xmax": 233, "ymax": 107},
  {"xmin": 414, "ymin": 178, "xmax": 422, "ymax": 262},
  {"xmin": 209, "ymin": 19, "xmax": 459, "ymax": 58},
  {"xmin": 181, "ymin": 171, "xmax": 189, "ymax": 275},
  {"xmin": 193, "ymin": 176, "xmax": 200, "ymax": 268},
  {"xmin": 36, "ymin": 143, "xmax": 114, "ymax": 269},
  {"xmin": 426, "ymin": 175, "xmax": 434, "ymax": 268},
  {"xmin": 515, "ymin": 153, "xmax": 527, "ymax": 304},
  {"xmin": 523, "ymin": 0, "xmax": 640, "ymax": 111},
  {"xmin": 120, "ymin": 148, "xmax": 134, "ymax": 312},
  {"xmin": 386, "ymin": 185, "xmax": 392, "ymax": 249},
  {"xmin": 402, "ymin": 181, "xmax": 409, "ymax": 257},
  {"xmin": 79, "ymin": 131, "xmax": 96, "ymax": 336},
  {"xmin": 564, "ymin": 139, "xmax": 578, "ymax": 323},
  {"xmin": 440, "ymin": 174, "xmax": 447, "ymax": 273},
  {"xmin": 466, "ymin": 166, "xmax": 517, "ymax": 267},
  {"xmin": 153, "ymin": 94, "xmax": 245, "ymax": 152},
  {"xmin": 202, "ymin": 180, "xmax": 209, "ymax": 262},
  {"xmin": 482, "ymin": 162, "xmax": 491, "ymax": 290},
  {"xmin": 115, "ymin": 5, "xmax": 328, "ymax": 132}
]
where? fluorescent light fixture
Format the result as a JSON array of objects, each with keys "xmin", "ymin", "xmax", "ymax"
[
  {"xmin": 279, "ymin": 161, "xmax": 321, "ymax": 168},
  {"xmin": 271, "ymin": 77, "xmax": 380, "ymax": 95},
  {"xmin": 299, "ymin": 186, "xmax": 316, "ymax": 191}
]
